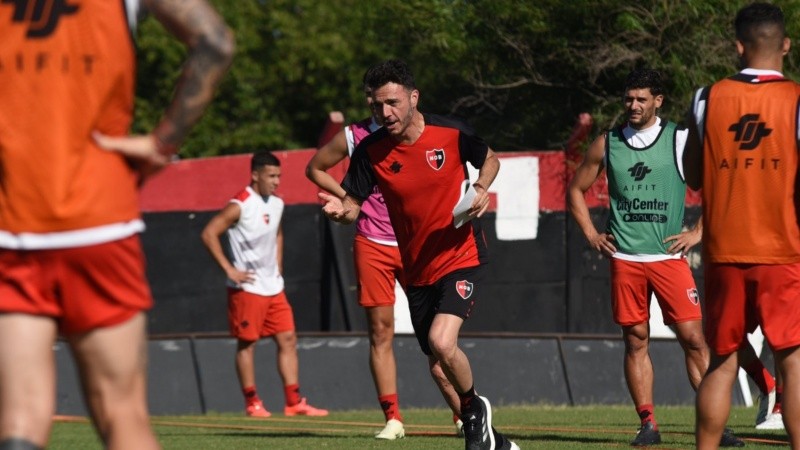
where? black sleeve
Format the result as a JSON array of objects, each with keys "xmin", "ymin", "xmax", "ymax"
[
  {"xmin": 459, "ymin": 131, "xmax": 489, "ymax": 169},
  {"xmin": 424, "ymin": 113, "xmax": 489, "ymax": 169},
  {"xmin": 341, "ymin": 141, "xmax": 376, "ymax": 202}
]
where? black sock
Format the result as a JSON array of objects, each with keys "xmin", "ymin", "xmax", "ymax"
[
  {"xmin": 458, "ymin": 386, "xmax": 478, "ymax": 412},
  {"xmin": 0, "ymin": 439, "xmax": 44, "ymax": 450}
]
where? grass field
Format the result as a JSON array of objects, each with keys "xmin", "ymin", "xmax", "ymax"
[{"xmin": 49, "ymin": 405, "xmax": 790, "ymax": 449}]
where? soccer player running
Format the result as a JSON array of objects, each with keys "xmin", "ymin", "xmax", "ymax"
[
  {"xmin": 0, "ymin": 1, "xmax": 233, "ymax": 449},
  {"xmin": 320, "ymin": 59, "xmax": 518, "ymax": 450},
  {"xmin": 201, "ymin": 152, "xmax": 328, "ymax": 419},
  {"xmin": 684, "ymin": 3, "xmax": 800, "ymax": 448},
  {"xmin": 568, "ymin": 69, "xmax": 743, "ymax": 447},
  {"xmin": 306, "ymin": 82, "xmax": 463, "ymax": 439}
]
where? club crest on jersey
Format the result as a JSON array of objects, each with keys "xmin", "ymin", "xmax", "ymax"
[
  {"xmin": 455, "ymin": 280, "xmax": 474, "ymax": 300},
  {"xmin": 687, "ymin": 288, "xmax": 699, "ymax": 305},
  {"xmin": 426, "ymin": 149, "xmax": 445, "ymax": 170},
  {"xmin": 263, "ymin": 214, "xmax": 270, "ymax": 225}
]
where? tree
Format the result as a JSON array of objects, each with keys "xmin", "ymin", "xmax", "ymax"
[{"xmin": 132, "ymin": 0, "xmax": 800, "ymax": 156}]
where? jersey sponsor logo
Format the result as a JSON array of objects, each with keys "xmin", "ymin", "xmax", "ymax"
[
  {"xmin": 686, "ymin": 288, "xmax": 699, "ymax": 305},
  {"xmin": 3, "ymin": 0, "xmax": 79, "ymax": 38},
  {"xmin": 728, "ymin": 114, "xmax": 772, "ymax": 150},
  {"xmin": 263, "ymin": 214, "xmax": 270, "ymax": 225},
  {"xmin": 426, "ymin": 149, "xmax": 445, "ymax": 170},
  {"xmin": 622, "ymin": 213, "xmax": 667, "ymax": 223},
  {"xmin": 718, "ymin": 157, "xmax": 780, "ymax": 170},
  {"xmin": 627, "ymin": 162, "xmax": 652, "ymax": 181},
  {"xmin": 617, "ymin": 198, "xmax": 669, "ymax": 212},
  {"xmin": 455, "ymin": 280, "xmax": 473, "ymax": 300},
  {"xmin": 390, "ymin": 161, "xmax": 403, "ymax": 173}
]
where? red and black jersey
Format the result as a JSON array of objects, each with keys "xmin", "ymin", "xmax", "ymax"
[{"xmin": 342, "ymin": 113, "xmax": 489, "ymax": 286}]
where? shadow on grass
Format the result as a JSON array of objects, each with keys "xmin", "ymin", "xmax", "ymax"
[
  {"xmin": 508, "ymin": 432, "xmax": 624, "ymax": 446},
  {"xmin": 165, "ymin": 431, "xmax": 342, "ymax": 439}
]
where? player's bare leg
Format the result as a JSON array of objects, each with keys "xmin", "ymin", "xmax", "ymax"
[
  {"xmin": 0, "ymin": 314, "xmax": 58, "ymax": 449},
  {"xmin": 427, "ymin": 314, "xmax": 472, "ymax": 392},
  {"xmin": 672, "ymin": 319, "xmax": 709, "ymax": 389},
  {"xmin": 696, "ymin": 352, "xmax": 738, "ymax": 450},
  {"xmin": 235, "ymin": 339, "xmax": 258, "ymax": 389},
  {"xmin": 776, "ymin": 346, "xmax": 800, "ymax": 447},
  {"xmin": 68, "ymin": 312, "xmax": 159, "ymax": 450},
  {"xmin": 273, "ymin": 331, "xmax": 299, "ymax": 386},
  {"xmin": 273, "ymin": 330, "xmax": 327, "ymax": 416},
  {"xmin": 366, "ymin": 306, "xmax": 397, "ymax": 398},
  {"xmin": 429, "ymin": 358, "xmax": 461, "ymax": 417},
  {"xmin": 622, "ymin": 322, "xmax": 654, "ymax": 411}
]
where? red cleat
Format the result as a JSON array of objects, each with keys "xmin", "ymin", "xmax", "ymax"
[
  {"xmin": 284, "ymin": 398, "xmax": 328, "ymax": 416},
  {"xmin": 246, "ymin": 401, "xmax": 272, "ymax": 418}
]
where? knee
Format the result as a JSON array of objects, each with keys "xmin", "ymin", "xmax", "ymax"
[
  {"xmin": 428, "ymin": 336, "xmax": 456, "ymax": 361},
  {"xmin": 369, "ymin": 320, "xmax": 394, "ymax": 347},
  {"xmin": 678, "ymin": 328, "xmax": 708, "ymax": 353},
  {"xmin": 623, "ymin": 334, "xmax": 649, "ymax": 355},
  {"xmin": 274, "ymin": 332, "xmax": 297, "ymax": 350}
]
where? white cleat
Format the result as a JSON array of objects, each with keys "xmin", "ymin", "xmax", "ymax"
[
  {"xmin": 375, "ymin": 418, "xmax": 405, "ymax": 440},
  {"xmin": 756, "ymin": 412, "xmax": 785, "ymax": 430},
  {"xmin": 755, "ymin": 388, "xmax": 776, "ymax": 427},
  {"xmin": 455, "ymin": 419, "xmax": 464, "ymax": 437}
]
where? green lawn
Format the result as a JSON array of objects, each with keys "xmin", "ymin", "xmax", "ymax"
[{"xmin": 50, "ymin": 405, "xmax": 790, "ymax": 449}]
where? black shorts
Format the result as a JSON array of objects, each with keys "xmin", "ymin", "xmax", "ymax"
[{"xmin": 406, "ymin": 265, "xmax": 484, "ymax": 355}]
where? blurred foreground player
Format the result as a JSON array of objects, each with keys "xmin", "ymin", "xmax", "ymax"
[
  {"xmin": 0, "ymin": 1, "xmax": 233, "ymax": 449},
  {"xmin": 685, "ymin": 2, "xmax": 800, "ymax": 448}
]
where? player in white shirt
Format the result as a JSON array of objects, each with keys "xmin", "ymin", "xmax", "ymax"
[{"xmin": 202, "ymin": 151, "xmax": 328, "ymax": 418}]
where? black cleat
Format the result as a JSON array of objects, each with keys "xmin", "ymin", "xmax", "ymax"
[
  {"xmin": 630, "ymin": 421, "xmax": 661, "ymax": 447},
  {"xmin": 493, "ymin": 427, "xmax": 521, "ymax": 450},
  {"xmin": 720, "ymin": 427, "xmax": 745, "ymax": 447},
  {"xmin": 461, "ymin": 396, "xmax": 494, "ymax": 450}
]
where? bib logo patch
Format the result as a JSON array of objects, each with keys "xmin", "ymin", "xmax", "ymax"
[
  {"xmin": 456, "ymin": 280, "xmax": 474, "ymax": 300},
  {"xmin": 729, "ymin": 114, "xmax": 772, "ymax": 150},
  {"xmin": 687, "ymin": 288, "xmax": 699, "ymax": 305},
  {"xmin": 263, "ymin": 214, "xmax": 270, "ymax": 225},
  {"xmin": 627, "ymin": 162, "xmax": 652, "ymax": 181},
  {"xmin": 426, "ymin": 149, "xmax": 445, "ymax": 170},
  {"xmin": 5, "ymin": 0, "xmax": 80, "ymax": 38}
]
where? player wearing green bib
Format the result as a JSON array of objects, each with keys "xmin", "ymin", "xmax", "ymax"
[
  {"xmin": 568, "ymin": 69, "xmax": 744, "ymax": 448},
  {"xmin": 606, "ymin": 121, "xmax": 687, "ymax": 256}
]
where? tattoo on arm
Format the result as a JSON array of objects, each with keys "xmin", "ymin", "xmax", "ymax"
[{"xmin": 143, "ymin": 0, "xmax": 235, "ymax": 150}]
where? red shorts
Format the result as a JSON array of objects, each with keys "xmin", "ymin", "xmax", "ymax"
[
  {"xmin": 0, "ymin": 235, "xmax": 152, "ymax": 335},
  {"xmin": 705, "ymin": 262, "xmax": 800, "ymax": 354},
  {"xmin": 227, "ymin": 288, "xmax": 295, "ymax": 341},
  {"xmin": 611, "ymin": 258, "xmax": 702, "ymax": 326},
  {"xmin": 353, "ymin": 234, "xmax": 404, "ymax": 308}
]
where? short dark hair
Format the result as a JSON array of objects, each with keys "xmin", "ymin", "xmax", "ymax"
[
  {"xmin": 251, "ymin": 151, "xmax": 279, "ymax": 171},
  {"xmin": 735, "ymin": 2, "xmax": 785, "ymax": 44},
  {"xmin": 624, "ymin": 68, "xmax": 665, "ymax": 97},
  {"xmin": 363, "ymin": 59, "xmax": 416, "ymax": 92}
]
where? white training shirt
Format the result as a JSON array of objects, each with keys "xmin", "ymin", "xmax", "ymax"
[{"xmin": 225, "ymin": 186, "xmax": 285, "ymax": 296}]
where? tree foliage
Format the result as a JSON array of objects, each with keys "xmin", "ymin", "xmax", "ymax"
[{"xmin": 133, "ymin": 0, "xmax": 800, "ymax": 157}]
